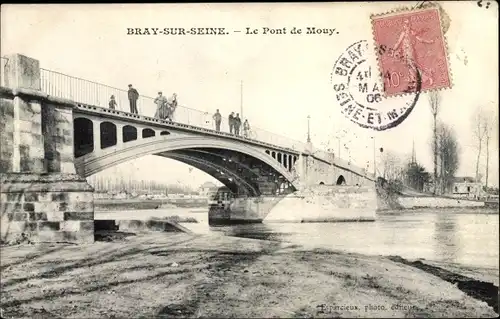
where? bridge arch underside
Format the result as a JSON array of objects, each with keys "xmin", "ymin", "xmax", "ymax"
[
  {"xmin": 74, "ymin": 124, "xmax": 299, "ymax": 197},
  {"xmin": 157, "ymin": 148, "xmax": 295, "ymax": 196}
]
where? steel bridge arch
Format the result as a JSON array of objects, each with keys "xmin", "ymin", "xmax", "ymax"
[{"xmin": 74, "ymin": 136, "xmax": 300, "ymax": 190}]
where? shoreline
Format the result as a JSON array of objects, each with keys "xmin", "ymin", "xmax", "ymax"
[
  {"xmin": 377, "ymin": 206, "xmax": 499, "ymax": 214},
  {"xmin": 94, "ymin": 198, "xmax": 499, "ymax": 213},
  {"xmin": 94, "ymin": 198, "xmax": 208, "ymax": 211},
  {"xmin": 94, "ymin": 205, "xmax": 499, "ymax": 216},
  {"xmin": 1, "ymin": 232, "xmax": 497, "ymax": 318}
]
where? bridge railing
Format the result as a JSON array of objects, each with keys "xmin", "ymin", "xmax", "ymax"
[
  {"xmin": 39, "ymin": 67, "xmax": 310, "ymax": 152},
  {"xmin": 40, "ymin": 68, "xmax": 215, "ymax": 124},
  {"xmin": 250, "ymin": 127, "xmax": 308, "ymax": 151}
]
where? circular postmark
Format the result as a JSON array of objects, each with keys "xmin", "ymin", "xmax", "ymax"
[{"xmin": 330, "ymin": 40, "xmax": 421, "ymax": 131}]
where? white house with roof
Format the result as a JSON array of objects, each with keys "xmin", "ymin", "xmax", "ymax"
[{"xmin": 452, "ymin": 176, "xmax": 483, "ymax": 199}]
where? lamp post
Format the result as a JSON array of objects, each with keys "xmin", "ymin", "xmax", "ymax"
[
  {"xmin": 307, "ymin": 115, "xmax": 311, "ymax": 143},
  {"xmin": 335, "ymin": 136, "xmax": 341, "ymax": 157}
]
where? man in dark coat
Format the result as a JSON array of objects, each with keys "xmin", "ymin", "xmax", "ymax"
[
  {"xmin": 128, "ymin": 84, "xmax": 139, "ymax": 114},
  {"xmin": 213, "ymin": 109, "xmax": 222, "ymax": 131},
  {"xmin": 234, "ymin": 113, "xmax": 241, "ymax": 136},
  {"xmin": 228, "ymin": 112, "xmax": 235, "ymax": 134}
]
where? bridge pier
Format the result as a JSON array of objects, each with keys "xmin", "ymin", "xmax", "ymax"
[
  {"xmin": 1, "ymin": 54, "xmax": 94, "ymax": 244},
  {"xmin": 208, "ymin": 182, "xmax": 295, "ymax": 225},
  {"xmin": 208, "ymin": 194, "xmax": 288, "ymax": 225}
]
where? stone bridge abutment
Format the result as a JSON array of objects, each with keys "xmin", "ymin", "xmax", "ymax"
[{"xmin": 1, "ymin": 54, "xmax": 94, "ymax": 244}]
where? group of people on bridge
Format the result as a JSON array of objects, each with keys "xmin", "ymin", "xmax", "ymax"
[
  {"xmin": 212, "ymin": 109, "xmax": 251, "ymax": 137},
  {"xmin": 153, "ymin": 91, "xmax": 178, "ymax": 121},
  {"xmin": 107, "ymin": 84, "xmax": 141, "ymax": 114},
  {"xmin": 108, "ymin": 84, "xmax": 252, "ymax": 138},
  {"xmin": 109, "ymin": 84, "xmax": 142, "ymax": 114},
  {"xmin": 107, "ymin": 84, "xmax": 178, "ymax": 121}
]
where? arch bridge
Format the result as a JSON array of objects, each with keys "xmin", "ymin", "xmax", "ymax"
[
  {"xmin": 73, "ymin": 104, "xmax": 302, "ymax": 197},
  {"xmin": 72, "ymin": 103, "xmax": 374, "ymax": 195},
  {"xmin": 0, "ymin": 53, "xmax": 375, "ymax": 245}
]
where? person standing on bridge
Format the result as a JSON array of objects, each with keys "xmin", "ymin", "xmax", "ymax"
[
  {"xmin": 213, "ymin": 109, "xmax": 222, "ymax": 131},
  {"xmin": 234, "ymin": 113, "xmax": 241, "ymax": 136},
  {"xmin": 154, "ymin": 91, "xmax": 168, "ymax": 119},
  {"xmin": 167, "ymin": 93, "xmax": 178, "ymax": 121},
  {"xmin": 243, "ymin": 119, "xmax": 250, "ymax": 138},
  {"xmin": 228, "ymin": 112, "xmax": 235, "ymax": 134},
  {"xmin": 127, "ymin": 84, "xmax": 139, "ymax": 114},
  {"xmin": 108, "ymin": 95, "xmax": 117, "ymax": 110}
]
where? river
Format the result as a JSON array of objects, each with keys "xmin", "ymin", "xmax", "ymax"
[{"xmin": 96, "ymin": 208, "xmax": 499, "ymax": 269}]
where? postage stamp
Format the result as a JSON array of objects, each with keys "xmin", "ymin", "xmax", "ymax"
[
  {"xmin": 371, "ymin": 6, "xmax": 451, "ymax": 97},
  {"xmin": 330, "ymin": 40, "xmax": 421, "ymax": 131}
]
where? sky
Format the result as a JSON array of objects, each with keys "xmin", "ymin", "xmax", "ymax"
[{"xmin": 1, "ymin": 2, "xmax": 498, "ymax": 188}]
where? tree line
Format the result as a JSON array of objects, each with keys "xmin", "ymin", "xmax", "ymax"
[
  {"xmin": 380, "ymin": 91, "xmax": 495, "ymax": 195},
  {"xmin": 86, "ymin": 174, "xmax": 198, "ymax": 195},
  {"xmin": 471, "ymin": 103, "xmax": 495, "ymax": 188}
]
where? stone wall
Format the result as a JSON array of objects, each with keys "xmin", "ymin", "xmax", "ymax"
[
  {"xmin": 208, "ymin": 182, "xmax": 378, "ymax": 224},
  {"xmin": 1, "ymin": 53, "xmax": 95, "ymax": 244},
  {"xmin": 208, "ymin": 195, "xmax": 285, "ymax": 224},
  {"xmin": 265, "ymin": 185, "xmax": 377, "ymax": 222},
  {"xmin": 1, "ymin": 174, "xmax": 94, "ymax": 244},
  {"xmin": 375, "ymin": 178, "xmax": 485, "ymax": 210},
  {"xmin": 229, "ymin": 196, "xmax": 285, "ymax": 221},
  {"xmin": 0, "ymin": 96, "xmax": 14, "ymax": 172},
  {"xmin": 42, "ymin": 102, "xmax": 77, "ymax": 174},
  {"xmin": 0, "ymin": 94, "xmax": 45, "ymax": 174},
  {"xmin": 397, "ymin": 196, "xmax": 485, "ymax": 209},
  {"xmin": 301, "ymin": 153, "xmax": 373, "ymax": 187},
  {"xmin": 17, "ymin": 97, "xmax": 45, "ymax": 172}
]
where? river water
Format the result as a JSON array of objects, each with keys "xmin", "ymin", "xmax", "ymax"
[{"xmin": 96, "ymin": 208, "xmax": 499, "ymax": 269}]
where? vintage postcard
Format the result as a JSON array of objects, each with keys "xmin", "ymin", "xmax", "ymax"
[{"xmin": 0, "ymin": 2, "xmax": 498, "ymax": 318}]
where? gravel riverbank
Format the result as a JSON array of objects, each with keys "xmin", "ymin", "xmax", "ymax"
[{"xmin": 1, "ymin": 232, "xmax": 497, "ymax": 318}]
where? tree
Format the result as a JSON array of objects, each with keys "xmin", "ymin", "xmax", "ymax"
[
  {"xmin": 481, "ymin": 109, "xmax": 495, "ymax": 188},
  {"xmin": 380, "ymin": 150, "xmax": 404, "ymax": 181},
  {"xmin": 437, "ymin": 122, "xmax": 460, "ymax": 194},
  {"xmin": 428, "ymin": 91, "xmax": 440, "ymax": 194},
  {"xmin": 472, "ymin": 107, "xmax": 487, "ymax": 183}
]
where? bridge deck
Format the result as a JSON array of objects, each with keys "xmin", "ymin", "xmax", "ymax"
[{"xmin": 75, "ymin": 103, "xmax": 302, "ymax": 155}]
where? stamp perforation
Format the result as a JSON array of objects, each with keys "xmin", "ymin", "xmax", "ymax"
[{"xmin": 369, "ymin": 2, "xmax": 453, "ymax": 98}]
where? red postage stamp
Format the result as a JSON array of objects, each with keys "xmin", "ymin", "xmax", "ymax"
[{"xmin": 371, "ymin": 7, "xmax": 451, "ymax": 97}]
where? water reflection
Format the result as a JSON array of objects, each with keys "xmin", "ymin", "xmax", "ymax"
[
  {"xmin": 205, "ymin": 210, "xmax": 499, "ymax": 269},
  {"xmin": 433, "ymin": 213, "xmax": 459, "ymax": 264},
  {"xmin": 96, "ymin": 208, "xmax": 499, "ymax": 269}
]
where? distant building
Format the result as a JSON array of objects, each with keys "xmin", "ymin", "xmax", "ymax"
[
  {"xmin": 452, "ymin": 176, "xmax": 483, "ymax": 199},
  {"xmin": 199, "ymin": 182, "xmax": 219, "ymax": 197}
]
